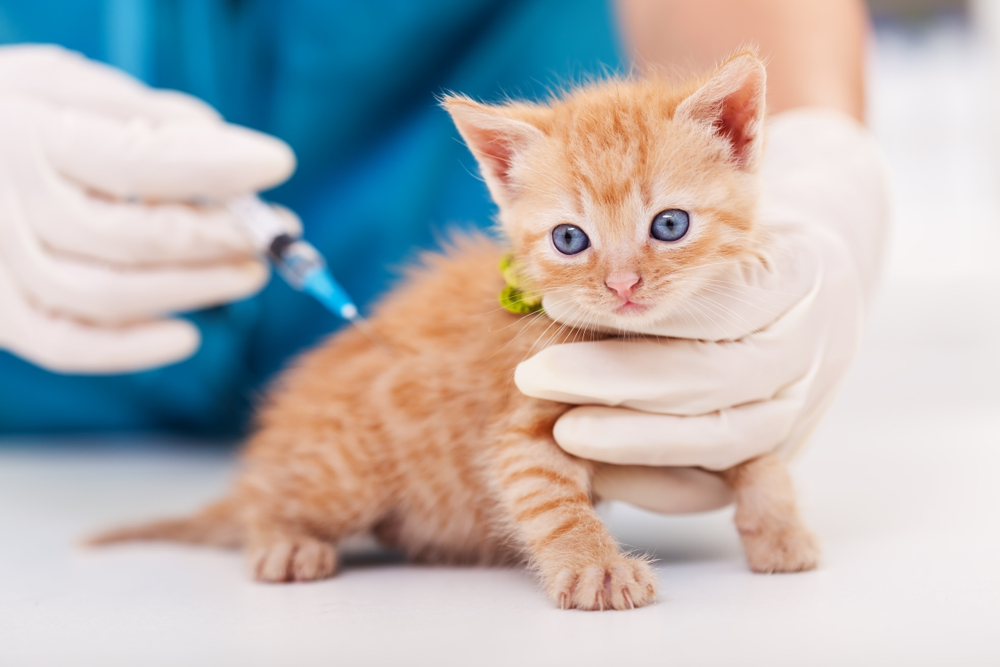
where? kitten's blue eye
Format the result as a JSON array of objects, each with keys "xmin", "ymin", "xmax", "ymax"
[
  {"xmin": 551, "ymin": 224, "xmax": 590, "ymax": 255},
  {"xmin": 650, "ymin": 209, "xmax": 690, "ymax": 242}
]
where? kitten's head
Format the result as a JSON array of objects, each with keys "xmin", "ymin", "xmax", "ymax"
[{"xmin": 445, "ymin": 51, "xmax": 766, "ymax": 331}]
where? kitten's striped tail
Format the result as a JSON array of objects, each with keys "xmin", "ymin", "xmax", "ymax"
[{"xmin": 85, "ymin": 497, "xmax": 243, "ymax": 549}]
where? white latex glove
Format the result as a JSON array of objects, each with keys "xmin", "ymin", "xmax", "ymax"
[
  {"xmin": 0, "ymin": 45, "xmax": 297, "ymax": 374},
  {"xmin": 516, "ymin": 109, "xmax": 891, "ymax": 514}
]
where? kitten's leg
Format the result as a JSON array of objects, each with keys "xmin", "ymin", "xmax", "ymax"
[
  {"xmin": 722, "ymin": 454, "xmax": 820, "ymax": 573},
  {"xmin": 236, "ymin": 434, "xmax": 387, "ymax": 584},
  {"xmin": 494, "ymin": 407, "xmax": 656, "ymax": 611}
]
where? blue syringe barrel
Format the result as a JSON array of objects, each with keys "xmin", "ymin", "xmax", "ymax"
[{"xmin": 228, "ymin": 195, "xmax": 360, "ymax": 322}]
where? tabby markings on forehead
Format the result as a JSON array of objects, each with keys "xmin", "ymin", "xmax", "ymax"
[{"xmin": 558, "ymin": 107, "xmax": 657, "ymax": 210}]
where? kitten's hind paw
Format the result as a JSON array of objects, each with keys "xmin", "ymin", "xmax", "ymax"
[
  {"xmin": 250, "ymin": 537, "xmax": 338, "ymax": 583},
  {"xmin": 741, "ymin": 525, "xmax": 821, "ymax": 574},
  {"xmin": 549, "ymin": 556, "xmax": 657, "ymax": 611}
]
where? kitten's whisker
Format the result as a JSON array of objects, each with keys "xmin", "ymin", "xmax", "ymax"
[
  {"xmin": 661, "ymin": 259, "xmax": 754, "ymax": 276},
  {"xmin": 690, "ymin": 296, "xmax": 758, "ymax": 336},
  {"xmin": 498, "ymin": 293, "xmax": 580, "ymax": 362},
  {"xmin": 689, "ymin": 276, "xmax": 798, "ymax": 294},
  {"xmin": 665, "ymin": 294, "xmax": 732, "ymax": 341},
  {"xmin": 523, "ymin": 296, "xmax": 588, "ymax": 360},
  {"xmin": 689, "ymin": 283, "xmax": 788, "ymax": 320},
  {"xmin": 490, "ymin": 312, "xmax": 544, "ymax": 337},
  {"xmin": 678, "ymin": 296, "xmax": 748, "ymax": 343},
  {"xmin": 690, "ymin": 277, "xmax": 800, "ymax": 298},
  {"xmin": 567, "ymin": 310, "xmax": 595, "ymax": 346},
  {"xmin": 494, "ymin": 308, "xmax": 555, "ymax": 355},
  {"xmin": 693, "ymin": 285, "xmax": 787, "ymax": 316},
  {"xmin": 675, "ymin": 299, "xmax": 702, "ymax": 340}
]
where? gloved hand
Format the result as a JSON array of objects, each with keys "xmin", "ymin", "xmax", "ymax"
[
  {"xmin": 515, "ymin": 109, "xmax": 891, "ymax": 514},
  {"xmin": 0, "ymin": 45, "xmax": 296, "ymax": 374}
]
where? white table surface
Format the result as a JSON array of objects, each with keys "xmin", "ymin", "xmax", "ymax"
[{"xmin": 2, "ymin": 21, "xmax": 1000, "ymax": 667}]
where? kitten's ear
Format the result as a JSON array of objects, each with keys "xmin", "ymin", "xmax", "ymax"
[
  {"xmin": 674, "ymin": 52, "xmax": 767, "ymax": 171},
  {"xmin": 444, "ymin": 96, "xmax": 547, "ymax": 207}
]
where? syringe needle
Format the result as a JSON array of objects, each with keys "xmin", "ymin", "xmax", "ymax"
[{"xmin": 345, "ymin": 313, "xmax": 394, "ymax": 353}]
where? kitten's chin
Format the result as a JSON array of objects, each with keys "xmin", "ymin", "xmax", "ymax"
[
  {"xmin": 614, "ymin": 301, "xmax": 651, "ymax": 316},
  {"xmin": 542, "ymin": 295, "xmax": 669, "ymax": 335},
  {"xmin": 604, "ymin": 304, "xmax": 666, "ymax": 333}
]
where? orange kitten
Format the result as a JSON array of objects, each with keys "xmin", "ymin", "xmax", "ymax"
[{"xmin": 92, "ymin": 51, "xmax": 818, "ymax": 611}]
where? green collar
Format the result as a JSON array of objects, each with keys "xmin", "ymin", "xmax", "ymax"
[{"xmin": 499, "ymin": 252, "xmax": 543, "ymax": 314}]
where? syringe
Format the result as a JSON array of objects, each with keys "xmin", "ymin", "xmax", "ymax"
[{"xmin": 227, "ymin": 194, "xmax": 381, "ymax": 342}]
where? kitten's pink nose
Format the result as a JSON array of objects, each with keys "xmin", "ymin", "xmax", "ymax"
[{"xmin": 605, "ymin": 273, "xmax": 641, "ymax": 299}]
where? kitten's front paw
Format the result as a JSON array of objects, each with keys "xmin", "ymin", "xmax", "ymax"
[
  {"xmin": 740, "ymin": 525, "xmax": 820, "ymax": 574},
  {"xmin": 548, "ymin": 556, "xmax": 657, "ymax": 611},
  {"xmin": 249, "ymin": 537, "xmax": 338, "ymax": 583}
]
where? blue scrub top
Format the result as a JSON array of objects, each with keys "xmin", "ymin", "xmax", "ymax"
[{"xmin": 0, "ymin": 0, "xmax": 622, "ymax": 436}]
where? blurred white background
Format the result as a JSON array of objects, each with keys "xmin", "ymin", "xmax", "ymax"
[
  {"xmin": 876, "ymin": 0, "xmax": 1000, "ymax": 284},
  {"xmin": 1, "ymin": 3, "xmax": 999, "ymax": 666}
]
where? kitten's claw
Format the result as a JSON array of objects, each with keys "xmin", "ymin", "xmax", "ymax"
[
  {"xmin": 548, "ymin": 556, "xmax": 655, "ymax": 611},
  {"xmin": 249, "ymin": 537, "xmax": 338, "ymax": 583},
  {"xmin": 622, "ymin": 587, "xmax": 635, "ymax": 610}
]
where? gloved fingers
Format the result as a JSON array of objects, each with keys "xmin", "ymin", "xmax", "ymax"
[
  {"xmin": 516, "ymin": 277, "xmax": 822, "ymax": 415},
  {"xmin": 31, "ymin": 190, "xmax": 250, "ymax": 265},
  {"xmin": 30, "ymin": 181, "xmax": 306, "ymax": 265},
  {"xmin": 269, "ymin": 204, "xmax": 304, "ymax": 239},
  {"xmin": 8, "ymin": 316, "xmax": 200, "ymax": 375},
  {"xmin": 2, "ymin": 226, "xmax": 268, "ymax": 323},
  {"xmin": 552, "ymin": 399, "xmax": 801, "ymax": 471},
  {"xmin": 0, "ymin": 263, "xmax": 199, "ymax": 373},
  {"xmin": 31, "ymin": 258, "xmax": 267, "ymax": 324},
  {"xmin": 592, "ymin": 464, "xmax": 733, "ymax": 514},
  {"xmin": 0, "ymin": 44, "xmax": 220, "ymax": 123},
  {"xmin": 42, "ymin": 105, "xmax": 295, "ymax": 200}
]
